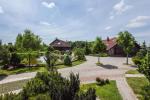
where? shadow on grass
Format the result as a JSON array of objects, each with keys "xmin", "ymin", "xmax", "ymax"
[
  {"xmin": 0, "ymin": 74, "xmax": 8, "ymax": 81},
  {"xmin": 101, "ymin": 64, "xmax": 118, "ymax": 69}
]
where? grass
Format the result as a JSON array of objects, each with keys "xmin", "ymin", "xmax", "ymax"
[
  {"xmin": 125, "ymin": 69, "xmax": 140, "ymax": 74},
  {"xmin": 80, "ymin": 81, "xmax": 122, "ymax": 100},
  {"xmin": 0, "ymin": 60, "xmax": 85, "ymax": 76},
  {"xmin": 0, "ymin": 79, "xmax": 29, "ymax": 94},
  {"xmin": 126, "ymin": 77, "xmax": 149, "ymax": 100},
  {"xmin": 0, "ymin": 67, "xmax": 46, "ymax": 76}
]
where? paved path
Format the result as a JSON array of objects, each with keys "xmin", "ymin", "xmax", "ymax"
[{"xmin": 0, "ymin": 56, "xmax": 139, "ymax": 100}]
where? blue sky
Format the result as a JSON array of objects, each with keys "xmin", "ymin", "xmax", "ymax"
[{"xmin": 0, "ymin": 0, "xmax": 150, "ymax": 45}]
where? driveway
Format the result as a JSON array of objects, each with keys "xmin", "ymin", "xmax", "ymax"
[{"xmin": 0, "ymin": 56, "xmax": 138, "ymax": 100}]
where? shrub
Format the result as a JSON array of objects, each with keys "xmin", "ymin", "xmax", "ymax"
[
  {"xmin": 132, "ymin": 57, "xmax": 142, "ymax": 65},
  {"xmin": 0, "ymin": 71, "xmax": 96, "ymax": 100},
  {"xmin": 96, "ymin": 77, "xmax": 110, "ymax": 86},
  {"xmin": 74, "ymin": 48, "xmax": 86, "ymax": 61},
  {"xmin": 64, "ymin": 54, "xmax": 72, "ymax": 66}
]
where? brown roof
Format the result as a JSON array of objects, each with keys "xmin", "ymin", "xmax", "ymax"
[
  {"xmin": 103, "ymin": 37, "xmax": 117, "ymax": 50},
  {"xmin": 50, "ymin": 38, "xmax": 71, "ymax": 48}
]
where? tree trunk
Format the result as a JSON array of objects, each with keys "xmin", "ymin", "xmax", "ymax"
[
  {"xmin": 126, "ymin": 53, "xmax": 129, "ymax": 65},
  {"xmin": 98, "ymin": 53, "xmax": 100, "ymax": 63}
]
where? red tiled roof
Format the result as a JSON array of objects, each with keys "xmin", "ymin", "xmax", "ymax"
[
  {"xmin": 50, "ymin": 38, "xmax": 71, "ymax": 48},
  {"xmin": 103, "ymin": 37, "xmax": 117, "ymax": 50}
]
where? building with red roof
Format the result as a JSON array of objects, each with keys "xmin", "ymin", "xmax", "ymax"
[{"xmin": 103, "ymin": 37, "xmax": 140, "ymax": 56}]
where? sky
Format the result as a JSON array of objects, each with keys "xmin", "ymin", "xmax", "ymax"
[{"xmin": 0, "ymin": 0, "xmax": 150, "ymax": 45}]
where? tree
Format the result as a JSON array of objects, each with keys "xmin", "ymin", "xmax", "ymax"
[
  {"xmin": 10, "ymin": 52, "xmax": 21, "ymax": 66},
  {"xmin": 15, "ymin": 29, "xmax": 42, "ymax": 51},
  {"xmin": 93, "ymin": 37, "xmax": 106, "ymax": 63},
  {"xmin": 0, "ymin": 46, "xmax": 10, "ymax": 64},
  {"xmin": 74, "ymin": 48, "xmax": 86, "ymax": 61},
  {"xmin": 64, "ymin": 54, "xmax": 72, "ymax": 66},
  {"xmin": 44, "ymin": 51, "xmax": 57, "ymax": 71},
  {"xmin": 136, "ymin": 41, "xmax": 147, "ymax": 59},
  {"xmin": 117, "ymin": 31, "xmax": 135, "ymax": 65},
  {"xmin": 139, "ymin": 49, "xmax": 150, "ymax": 82},
  {"xmin": 84, "ymin": 41, "xmax": 91, "ymax": 55}
]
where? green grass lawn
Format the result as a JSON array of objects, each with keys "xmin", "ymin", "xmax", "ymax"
[
  {"xmin": 0, "ymin": 60, "xmax": 85, "ymax": 76},
  {"xmin": 0, "ymin": 79, "xmax": 29, "ymax": 94},
  {"xmin": 126, "ymin": 77, "xmax": 149, "ymax": 100},
  {"xmin": 125, "ymin": 69, "xmax": 140, "ymax": 74},
  {"xmin": 80, "ymin": 81, "xmax": 122, "ymax": 100}
]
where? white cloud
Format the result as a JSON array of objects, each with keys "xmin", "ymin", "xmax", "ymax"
[
  {"xmin": 113, "ymin": 0, "xmax": 132, "ymax": 14},
  {"xmin": 87, "ymin": 8, "xmax": 94, "ymax": 12},
  {"xmin": 105, "ymin": 26, "xmax": 112, "ymax": 30},
  {"xmin": 42, "ymin": 2, "xmax": 55, "ymax": 9},
  {"xmin": 40, "ymin": 21, "xmax": 51, "ymax": 26},
  {"xmin": 0, "ymin": 6, "xmax": 4, "ymax": 14},
  {"xmin": 109, "ymin": 16, "xmax": 114, "ymax": 20},
  {"xmin": 126, "ymin": 16, "xmax": 150, "ymax": 28}
]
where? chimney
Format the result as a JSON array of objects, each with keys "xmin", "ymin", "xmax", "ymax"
[{"xmin": 107, "ymin": 37, "xmax": 110, "ymax": 41}]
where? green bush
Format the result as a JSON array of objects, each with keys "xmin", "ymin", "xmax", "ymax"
[
  {"xmin": 96, "ymin": 77, "xmax": 110, "ymax": 86},
  {"xmin": 132, "ymin": 57, "xmax": 142, "ymax": 65},
  {"xmin": 74, "ymin": 48, "xmax": 86, "ymax": 61},
  {"xmin": 0, "ymin": 71, "xmax": 96, "ymax": 100},
  {"xmin": 64, "ymin": 54, "xmax": 72, "ymax": 66}
]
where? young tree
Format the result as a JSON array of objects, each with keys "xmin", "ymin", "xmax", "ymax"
[
  {"xmin": 93, "ymin": 37, "xmax": 106, "ymax": 63},
  {"xmin": 10, "ymin": 52, "xmax": 21, "ymax": 66},
  {"xmin": 139, "ymin": 49, "xmax": 150, "ymax": 82},
  {"xmin": 64, "ymin": 54, "xmax": 72, "ymax": 66},
  {"xmin": 84, "ymin": 41, "xmax": 91, "ymax": 55},
  {"xmin": 44, "ymin": 51, "xmax": 57, "ymax": 71},
  {"xmin": 117, "ymin": 31, "xmax": 135, "ymax": 65},
  {"xmin": 15, "ymin": 29, "xmax": 42, "ymax": 51},
  {"xmin": 74, "ymin": 48, "xmax": 86, "ymax": 61}
]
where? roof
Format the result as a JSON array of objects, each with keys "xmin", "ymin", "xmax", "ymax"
[
  {"xmin": 103, "ymin": 37, "xmax": 117, "ymax": 50},
  {"xmin": 50, "ymin": 38, "xmax": 71, "ymax": 48}
]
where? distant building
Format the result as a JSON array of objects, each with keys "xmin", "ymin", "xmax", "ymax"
[
  {"xmin": 103, "ymin": 37, "xmax": 140, "ymax": 56},
  {"xmin": 50, "ymin": 38, "xmax": 71, "ymax": 51}
]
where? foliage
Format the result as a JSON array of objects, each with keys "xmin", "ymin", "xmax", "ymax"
[
  {"xmin": 15, "ymin": 29, "xmax": 42, "ymax": 51},
  {"xmin": 75, "ymin": 88, "xmax": 96, "ymax": 100},
  {"xmin": 0, "ymin": 45, "xmax": 10, "ymax": 64},
  {"xmin": 136, "ymin": 41, "xmax": 147, "ymax": 59},
  {"xmin": 132, "ymin": 41, "xmax": 147, "ymax": 66},
  {"xmin": 117, "ymin": 31, "xmax": 135, "ymax": 64},
  {"xmin": 10, "ymin": 52, "xmax": 21, "ymax": 65},
  {"xmin": 44, "ymin": 51, "xmax": 58, "ymax": 71},
  {"xmin": 84, "ymin": 41, "xmax": 91, "ymax": 55},
  {"xmin": 69, "ymin": 41, "xmax": 86, "ymax": 49},
  {"xmin": 96, "ymin": 77, "xmax": 110, "ymax": 86},
  {"xmin": 74, "ymin": 48, "xmax": 86, "ymax": 61},
  {"xmin": 0, "ymin": 71, "xmax": 96, "ymax": 100},
  {"xmin": 143, "ymin": 85, "xmax": 150, "ymax": 99},
  {"xmin": 138, "ymin": 50, "xmax": 150, "ymax": 82},
  {"xmin": 64, "ymin": 54, "xmax": 72, "ymax": 66},
  {"xmin": 93, "ymin": 37, "xmax": 106, "ymax": 54},
  {"xmin": 132, "ymin": 57, "xmax": 142, "ymax": 65}
]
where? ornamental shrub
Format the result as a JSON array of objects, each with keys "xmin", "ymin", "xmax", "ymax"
[{"xmin": 64, "ymin": 54, "xmax": 72, "ymax": 66}]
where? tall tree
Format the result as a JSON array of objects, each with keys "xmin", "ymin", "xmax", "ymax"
[
  {"xmin": 93, "ymin": 37, "xmax": 106, "ymax": 63},
  {"xmin": 117, "ymin": 31, "xmax": 135, "ymax": 64},
  {"xmin": 15, "ymin": 29, "xmax": 42, "ymax": 51}
]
